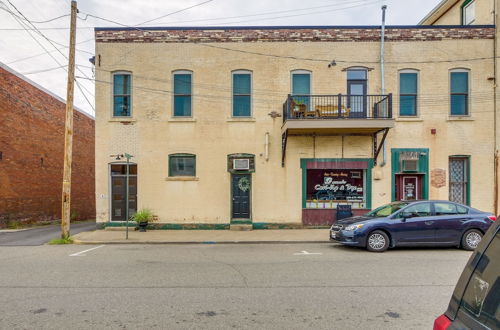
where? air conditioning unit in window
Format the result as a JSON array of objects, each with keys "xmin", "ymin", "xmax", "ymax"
[
  {"xmin": 402, "ymin": 159, "xmax": 418, "ymax": 172},
  {"xmin": 233, "ymin": 159, "xmax": 250, "ymax": 170}
]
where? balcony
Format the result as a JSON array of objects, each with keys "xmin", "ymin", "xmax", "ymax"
[
  {"xmin": 282, "ymin": 94, "xmax": 394, "ymax": 135},
  {"xmin": 281, "ymin": 94, "xmax": 394, "ymax": 166}
]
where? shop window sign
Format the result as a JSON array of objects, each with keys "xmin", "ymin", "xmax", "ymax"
[{"xmin": 306, "ymin": 169, "xmax": 365, "ymax": 209}]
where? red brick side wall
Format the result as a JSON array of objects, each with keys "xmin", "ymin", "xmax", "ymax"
[
  {"xmin": 0, "ymin": 67, "xmax": 95, "ymax": 227},
  {"xmin": 95, "ymin": 27, "xmax": 494, "ymax": 43}
]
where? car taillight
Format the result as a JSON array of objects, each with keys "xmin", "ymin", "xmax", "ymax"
[
  {"xmin": 488, "ymin": 215, "xmax": 496, "ymax": 222},
  {"xmin": 433, "ymin": 314, "xmax": 452, "ymax": 330}
]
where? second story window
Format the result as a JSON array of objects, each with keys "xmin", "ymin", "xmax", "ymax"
[
  {"xmin": 232, "ymin": 70, "xmax": 251, "ymax": 117},
  {"xmin": 462, "ymin": 0, "xmax": 475, "ymax": 25},
  {"xmin": 173, "ymin": 71, "xmax": 192, "ymax": 117},
  {"xmin": 399, "ymin": 70, "xmax": 418, "ymax": 116},
  {"xmin": 169, "ymin": 153, "xmax": 196, "ymax": 177},
  {"xmin": 113, "ymin": 73, "xmax": 131, "ymax": 117},
  {"xmin": 450, "ymin": 69, "xmax": 469, "ymax": 116}
]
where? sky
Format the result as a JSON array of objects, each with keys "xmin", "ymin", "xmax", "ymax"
[{"xmin": 0, "ymin": 0, "xmax": 442, "ymax": 116}]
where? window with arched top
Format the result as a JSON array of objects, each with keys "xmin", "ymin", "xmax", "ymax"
[
  {"xmin": 450, "ymin": 69, "xmax": 470, "ymax": 116},
  {"xmin": 232, "ymin": 70, "xmax": 252, "ymax": 117},
  {"xmin": 172, "ymin": 70, "xmax": 193, "ymax": 117},
  {"xmin": 112, "ymin": 71, "xmax": 132, "ymax": 117},
  {"xmin": 168, "ymin": 153, "xmax": 196, "ymax": 177},
  {"xmin": 399, "ymin": 69, "xmax": 419, "ymax": 117}
]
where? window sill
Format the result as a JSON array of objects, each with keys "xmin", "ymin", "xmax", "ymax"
[
  {"xmin": 227, "ymin": 117, "xmax": 256, "ymax": 122},
  {"xmin": 165, "ymin": 176, "xmax": 199, "ymax": 181},
  {"xmin": 109, "ymin": 117, "xmax": 136, "ymax": 123},
  {"xmin": 395, "ymin": 117, "xmax": 423, "ymax": 122},
  {"xmin": 168, "ymin": 118, "xmax": 197, "ymax": 122},
  {"xmin": 447, "ymin": 116, "xmax": 474, "ymax": 121}
]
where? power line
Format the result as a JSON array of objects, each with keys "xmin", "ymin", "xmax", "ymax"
[
  {"xmin": 3, "ymin": 0, "xmax": 95, "ymax": 111},
  {"xmin": 137, "ymin": 0, "xmax": 214, "ymax": 26},
  {"xmin": 6, "ymin": 38, "xmax": 94, "ymax": 64},
  {"xmin": 148, "ymin": 0, "xmax": 375, "ymax": 25},
  {"xmin": 0, "ymin": 5, "xmax": 70, "ymax": 23}
]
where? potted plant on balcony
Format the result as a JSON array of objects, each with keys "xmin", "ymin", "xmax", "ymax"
[{"xmin": 132, "ymin": 208, "xmax": 154, "ymax": 232}]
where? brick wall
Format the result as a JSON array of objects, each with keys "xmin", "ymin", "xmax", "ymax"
[
  {"xmin": 0, "ymin": 66, "xmax": 95, "ymax": 227},
  {"xmin": 95, "ymin": 26, "xmax": 494, "ymax": 43}
]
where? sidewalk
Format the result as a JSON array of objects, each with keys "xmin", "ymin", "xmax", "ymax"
[{"xmin": 72, "ymin": 228, "xmax": 331, "ymax": 244}]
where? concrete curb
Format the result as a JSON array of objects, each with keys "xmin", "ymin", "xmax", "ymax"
[{"xmin": 73, "ymin": 240, "xmax": 333, "ymax": 245}]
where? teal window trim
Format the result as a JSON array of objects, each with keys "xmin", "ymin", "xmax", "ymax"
[
  {"xmin": 112, "ymin": 72, "xmax": 132, "ymax": 117},
  {"xmin": 450, "ymin": 70, "xmax": 469, "ymax": 116},
  {"xmin": 232, "ymin": 70, "xmax": 252, "ymax": 117},
  {"xmin": 173, "ymin": 71, "xmax": 193, "ymax": 117},
  {"xmin": 449, "ymin": 155, "xmax": 471, "ymax": 206},
  {"xmin": 300, "ymin": 158, "xmax": 373, "ymax": 210},
  {"xmin": 399, "ymin": 71, "xmax": 418, "ymax": 116},
  {"xmin": 460, "ymin": 0, "xmax": 475, "ymax": 25},
  {"xmin": 168, "ymin": 153, "xmax": 196, "ymax": 177},
  {"xmin": 391, "ymin": 148, "xmax": 429, "ymax": 201}
]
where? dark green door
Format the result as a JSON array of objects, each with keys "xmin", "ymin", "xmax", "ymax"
[{"xmin": 231, "ymin": 174, "xmax": 251, "ymax": 219}]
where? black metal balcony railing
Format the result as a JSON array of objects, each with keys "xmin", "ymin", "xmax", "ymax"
[{"xmin": 282, "ymin": 94, "xmax": 393, "ymax": 121}]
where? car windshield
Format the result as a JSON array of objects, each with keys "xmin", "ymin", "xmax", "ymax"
[{"xmin": 366, "ymin": 202, "xmax": 409, "ymax": 217}]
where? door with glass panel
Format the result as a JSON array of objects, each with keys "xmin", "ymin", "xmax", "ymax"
[
  {"xmin": 347, "ymin": 69, "xmax": 367, "ymax": 118},
  {"xmin": 110, "ymin": 164, "xmax": 137, "ymax": 221},
  {"xmin": 291, "ymin": 71, "xmax": 311, "ymax": 117}
]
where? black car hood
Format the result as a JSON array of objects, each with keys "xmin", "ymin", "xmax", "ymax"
[{"xmin": 336, "ymin": 215, "xmax": 375, "ymax": 225}]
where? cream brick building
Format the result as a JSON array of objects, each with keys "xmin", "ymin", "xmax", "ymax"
[{"xmin": 94, "ymin": 0, "xmax": 500, "ymax": 228}]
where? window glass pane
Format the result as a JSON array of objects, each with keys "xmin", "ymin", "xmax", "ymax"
[
  {"xmin": 174, "ymin": 74, "xmax": 191, "ymax": 94},
  {"xmin": 292, "ymin": 74, "xmax": 310, "ymax": 95},
  {"xmin": 400, "ymin": 73, "xmax": 417, "ymax": 94},
  {"xmin": 400, "ymin": 95, "xmax": 416, "ymax": 116},
  {"xmin": 233, "ymin": 74, "xmax": 251, "ymax": 94},
  {"xmin": 460, "ymin": 231, "xmax": 500, "ymax": 329},
  {"xmin": 402, "ymin": 203, "xmax": 431, "ymax": 217},
  {"xmin": 174, "ymin": 96, "xmax": 192, "ymax": 116},
  {"xmin": 434, "ymin": 202, "xmax": 458, "ymax": 215},
  {"xmin": 451, "ymin": 72, "xmax": 468, "ymax": 93},
  {"xmin": 170, "ymin": 156, "xmax": 195, "ymax": 176},
  {"xmin": 233, "ymin": 95, "xmax": 251, "ymax": 117},
  {"xmin": 113, "ymin": 74, "xmax": 130, "ymax": 95},
  {"xmin": 457, "ymin": 205, "xmax": 469, "ymax": 214},
  {"xmin": 114, "ymin": 96, "xmax": 131, "ymax": 116},
  {"xmin": 464, "ymin": 1, "xmax": 475, "ymax": 25},
  {"xmin": 347, "ymin": 70, "xmax": 366, "ymax": 80},
  {"xmin": 451, "ymin": 95, "xmax": 468, "ymax": 115},
  {"xmin": 306, "ymin": 169, "xmax": 365, "ymax": 209}
]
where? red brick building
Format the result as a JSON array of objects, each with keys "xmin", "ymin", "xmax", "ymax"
[{"xmin": 0, "ymin": 63, "xmax": 95, "ymax": 227}]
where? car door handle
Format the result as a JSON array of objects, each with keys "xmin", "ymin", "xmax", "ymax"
[
  {"xmin": 459, "ymin": 218, "xmax": 469, "ymax": 222},
  {"xmin": 424, "ymin": 221, "xmax": 434, "ymax": 225}
]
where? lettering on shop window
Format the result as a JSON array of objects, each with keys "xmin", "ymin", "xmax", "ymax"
[{"xmin": 306, "ymin": 169, "xmax": 365, "ymax": 206}]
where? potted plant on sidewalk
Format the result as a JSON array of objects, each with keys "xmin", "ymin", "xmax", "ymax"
[{"xmin": 132, "ymin": 208, "xmax": 154, "ymax": 232}]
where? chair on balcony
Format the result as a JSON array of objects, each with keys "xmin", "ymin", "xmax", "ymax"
[
  {"xmin": 315, "ymin": 105, "xmax": 351, "ymax": 118},
  {"xmin": 290, "ymin": 99, "xmax": 317, "ymax": 118}
]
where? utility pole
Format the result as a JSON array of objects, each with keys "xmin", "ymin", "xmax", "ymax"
[{"xmin": 61, "ymin": 0, "xmax": 77, "ymax": 239}]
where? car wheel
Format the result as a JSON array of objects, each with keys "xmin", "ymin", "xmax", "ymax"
[
  {"xmin": 461, "ymin": 229, "xmax": 483, "ymax": 251},
  {"xmin": 366, "ymin": 230, "xmax": 389, "ymax": 252}
]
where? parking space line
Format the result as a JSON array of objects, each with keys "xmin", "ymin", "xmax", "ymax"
[{"xmin": 69, "ymin": 245, "xmax": 105, "ymax": 257}]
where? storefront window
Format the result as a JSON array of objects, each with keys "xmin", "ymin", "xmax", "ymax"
[{"xmin": 306, "ymin": 169, "xmax": 366, "ymax": 209}]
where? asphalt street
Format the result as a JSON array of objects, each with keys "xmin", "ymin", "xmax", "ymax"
[
  {"xmin": 0, "ymin": 221, "xmax": 97, "ymax": 246},
  {"xmin": 0, "ymin": 243, "xmax": 471, "ymax": 329}
]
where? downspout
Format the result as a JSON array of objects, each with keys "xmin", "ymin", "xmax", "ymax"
[{"xmin": 380, "ymin": 5, "xmax": 387, "ymax": 167}]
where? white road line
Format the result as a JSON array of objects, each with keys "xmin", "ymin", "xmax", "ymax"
[
  {"xmin": 293, "ymin": 250, "xmax": 322, "ymax": 255},
  {"xmin": 69, "ymin": 245, "xmax": 105, "ymax": 257}
]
